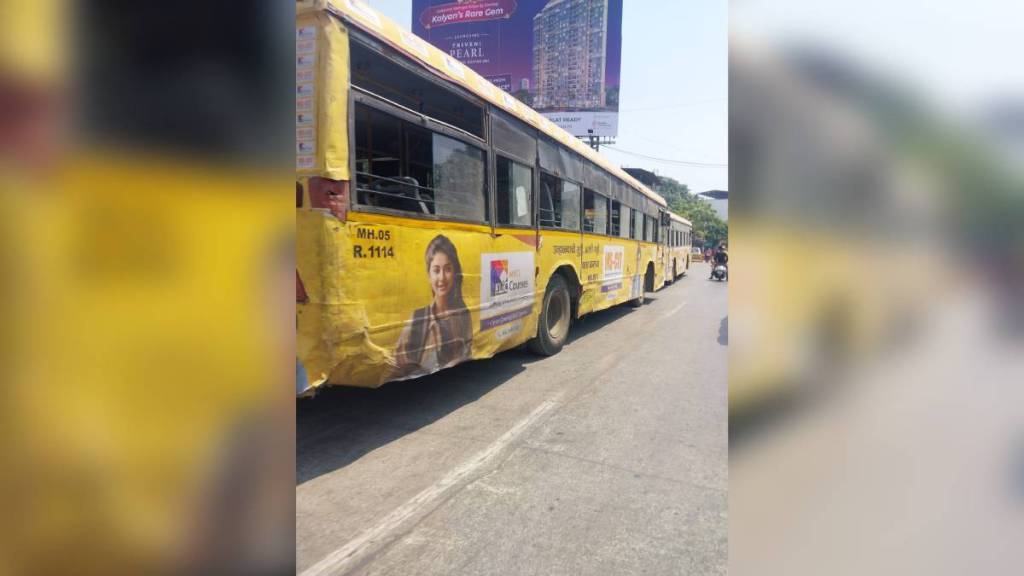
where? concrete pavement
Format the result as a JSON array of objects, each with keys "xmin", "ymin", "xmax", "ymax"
[{"xmin": 297, "ymin": 262, "xmax": 728, "ymax": 575}]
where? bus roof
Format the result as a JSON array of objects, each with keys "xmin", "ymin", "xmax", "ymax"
[
  {"xmin": 669, "ymin": 212, "xmax": 692, "ymax": 226},
  {"xmin": 308, "ymin": 0, "xmax": 668, "ymax": 209}
]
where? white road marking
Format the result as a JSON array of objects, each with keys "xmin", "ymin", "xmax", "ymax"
[
  {"xmin": 660, "ymin": 301, "xmax": 687, "ymax": 321},
  {"xmin": 299, "ymin": 397, "xmax": 562, "ymax": 576}
]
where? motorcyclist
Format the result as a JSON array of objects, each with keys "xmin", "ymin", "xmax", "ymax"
[{"xmin": 710, "ymin": 244, "xmax": 728, "ymax": 280}]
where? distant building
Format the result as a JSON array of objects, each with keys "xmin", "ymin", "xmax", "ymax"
[
  {"xmin": 520, "ymin": 78, "xmax": 530, "ymax": 91},
  {"xmin": 532, "ymin": 0, "xmax": 608, "ymax": 110},
  {"xmin": 696, "ymin": 190, "xmax": 728, "ymax": 221}
]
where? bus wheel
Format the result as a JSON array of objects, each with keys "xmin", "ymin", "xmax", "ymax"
[{"xmin": 529, "ymin": 274, "xmax": 572, "ymax": 356}]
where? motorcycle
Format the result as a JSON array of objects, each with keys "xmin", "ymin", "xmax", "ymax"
[{"xmin": 711, "ymin": 264, "xmax": 728, "ymax": 282}]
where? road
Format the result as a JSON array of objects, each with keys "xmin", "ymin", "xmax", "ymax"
[
  {"xmin": 297, "ymin": 262, "xmax": 728, "ymax": 576},
  {"xmin": 729, "ymin": 288, "xmax": 1024, "ymax": 575}
]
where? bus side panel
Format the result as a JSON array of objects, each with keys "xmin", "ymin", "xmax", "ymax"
[
  {"xmin": 480, "ymin": 228, "xmax": 542, "ymax": 355},
  {"xmin": 536, "ymin": 229, "xmax": 582, "ymax": 317},
  {"xmin": 578, "ymin": 235, "xmax": 635, "ymax": 315},
  {"xmin": 296, "ymin": 12, "xmax": 350, "ymax": 181},
  {"xmin": 299, "ymin": 213, "xmax": 546, "ymax": 389},
  {"xmin": 655, "ymin": 244, "xmax": 667, "ymax": 289},
  {"xmin": 636, "ymin": 243, "xmax": 657, "ymax": 293}
]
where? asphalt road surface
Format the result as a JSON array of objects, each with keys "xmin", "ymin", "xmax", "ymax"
[{"xmin": 297, "ymin": 262, "xmax": 728, "ymax": 576}]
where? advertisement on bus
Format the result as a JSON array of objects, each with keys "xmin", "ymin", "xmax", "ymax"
[{"xmin": 411, "ymin": 0, "xmax": 623, "ymax": 137}]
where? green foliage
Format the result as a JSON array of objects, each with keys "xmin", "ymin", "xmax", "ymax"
[{"xmin": 652, "ymin": 175, "xmax": 728, "ymax": 247}]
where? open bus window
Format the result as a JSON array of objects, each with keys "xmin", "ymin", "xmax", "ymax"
[
  {"xmin": 496, "ymin": 156, "xmax": 532, "ymax": 226},
  {"xmin": 354, "ymin": 103, "xmax": 486, "ymax": 222},
  {"xmin": 350, "ymin": 38, "xmax": 484, "ymax": 139},
  {"xmin": 617, "ymin": 204, "xmax": 631, "ymax": 239},
  {"xmin": 632, "ymin": 209, "xmax": 643, "ymax": 240},
  {"xmin": 539, "ymin": 173, "xmax": 558, "ymax": 228}
]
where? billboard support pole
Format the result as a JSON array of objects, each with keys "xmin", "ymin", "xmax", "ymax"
[{"xmin": 582, "ymin": 129, "xmax": 615, "ymax": 152}]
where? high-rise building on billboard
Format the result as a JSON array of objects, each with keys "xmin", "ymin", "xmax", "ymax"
[
  {"xmin": 532, "ymin": 0, "xmax": 608, "ymax": 110},
  {"xmin": 412, "ymin": 0, "xmax": 623, "ymax": 138}
]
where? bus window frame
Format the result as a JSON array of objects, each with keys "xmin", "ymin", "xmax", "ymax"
[
  {"xmin": 494, "ymin": 153, "xmax": 535, "ymax": 229},
  {"xmin": 582, "ymin": 188, "xmax": 611, "ymax": 236},
  {"xmin": 350, "ymin": 91, "xmax": 490, "ymax": 226},
  {"xmin": 539, "ymin": 170, "xmax": 582, "ymax": 232},
  {"xmin": 488, "ymin": 107, "xmax": 538, "ymax": 232},
  {"xmin": 348, "ymin": 31, "xmax": 486, "ymax": 139}
]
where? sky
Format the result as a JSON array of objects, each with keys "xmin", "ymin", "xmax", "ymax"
[
  {"xmin": 364, "ymin": 0, "xmax": 729, "ymax": 193},
  {"xmin": 732, "ymin": 0, "xmax": 1024, "ymax": 117}
]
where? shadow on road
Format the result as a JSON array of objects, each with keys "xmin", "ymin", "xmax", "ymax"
[
  {"xmin": 718, "ymin": 316, "xmax": 728, "ymax": 345},
  {"xmin": 297, "ymin": 301, "xmax": 639, "ymax": 485}
]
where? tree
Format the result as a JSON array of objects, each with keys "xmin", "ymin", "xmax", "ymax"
[{"xmin": 652, "ymin": 174, "xmax": 728, "ymax": 247}]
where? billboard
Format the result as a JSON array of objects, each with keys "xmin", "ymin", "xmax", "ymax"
[{"xmin": 412, "ymin": 0, "xmax": 623, "ymax": 138}]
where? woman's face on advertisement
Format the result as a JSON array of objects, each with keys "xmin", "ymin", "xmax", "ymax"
[{"xmin": 429, "ymin": 252, "xmax": 455, "ymax": 300}]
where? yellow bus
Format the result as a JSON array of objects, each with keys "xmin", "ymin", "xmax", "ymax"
[
  {"xmin": 295, "ymin": 0, "xmax": 670, "ymax": 393},
  {"xmin": 663, "ymin": 212, "xmax": 693, "ymax": 283},
  {"xmin": 729, "ymin": 45, "xmax": 940, "ymax": 419}
]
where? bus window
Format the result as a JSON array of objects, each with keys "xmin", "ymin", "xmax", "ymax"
[
  {"xmin": 619, "ymin": 205, "xmax": 631, "ymax": 239},
  {"xmin": 491, "ymin": 111, "xmax": 537, "ymax": 165},
  {"xmin": 583, "ymin": 190, "xmax": 608, "ymax": 234},
  {"xmin": 350, "ymin": 38, "xmax": 484, "ymax": 138},
  {"xmin": 610, "ymin": 201, "xmax": 621, "ymax": 236},
  {"xmin": 540, "ymin": 173, "xmax": 557, "ymax": 227},
  {"xmin": 355, "ymin": 105, "xmax": 409, "ymax": 210},
  {"xmin": 540, "ymin": 173, "xmax": 580, "ymax": 230},
  {"xmin": 432, "ymin": 133, "xmax": 486, "ymax": 221},
  {"xmin": 354, "ymin": 103, "xmax": 486, "ymax": 221},
  {"xmin": 561, "ymin": 181, "xmax": 581, "ymax": 230},
  {"xmin": 496, "ymin": 156, "xmax": 533, "ymax": 226}
]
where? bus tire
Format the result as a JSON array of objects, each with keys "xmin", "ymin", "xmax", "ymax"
[{"xmin": 529, "ymin": 274, "xmax": 572, "ymax": 356}]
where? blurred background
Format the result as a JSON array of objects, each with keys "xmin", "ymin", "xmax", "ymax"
[
  {"xmin": 1, "ymin": 1, "xmax": 295, "ymax": 574},
  {"xmin": 3, "ymin": 0, "xmax": 1022, "ymax": 574},
  {"xmin": 729, "ymin": 0, "xmax": 1024, "ymax": 574}
]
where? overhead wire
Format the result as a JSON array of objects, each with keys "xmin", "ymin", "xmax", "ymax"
[{"xmin": 602, "ymin": 145, "xmax": 728, "ymax": 168}]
